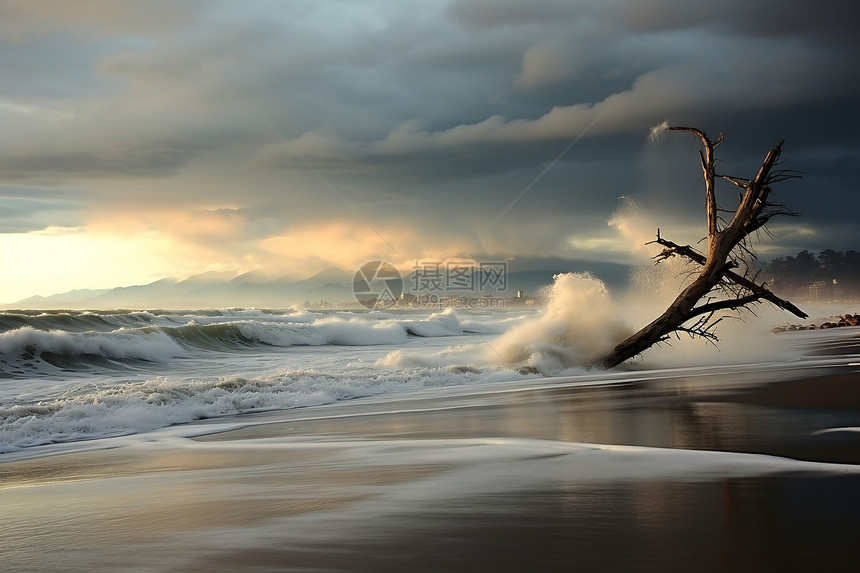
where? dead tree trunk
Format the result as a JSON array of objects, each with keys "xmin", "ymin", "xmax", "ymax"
[{"xmin": 596, "ymin": 126, "xmax": 806, "ymax": 369}]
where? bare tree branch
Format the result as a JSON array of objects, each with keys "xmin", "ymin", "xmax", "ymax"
[
  {"xmin": 652, "ymin": 235, "xmax": 807, "ymax": 319},
  {"xmin": 594, "ymin": 127, "xmax": 806, "ymax": 368},
  {"xmin": 689, "ymin": 294, "xmax": 763, "ymax": 318},
  {"xmin": 668, "ymin": 126, "xmax": 718, "ymax": 242}
]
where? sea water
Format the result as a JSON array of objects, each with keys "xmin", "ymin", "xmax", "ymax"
[
  {"xmin": 0, "ymin": 306, "xmax": 550, "ymax": 453},
  {"xmin": 1, "ymin": 271, "xmax": 857, "ymax": 456},
  {"xmin": 3, "ymin": 280, "xmax": 860, "ymax": 572}
]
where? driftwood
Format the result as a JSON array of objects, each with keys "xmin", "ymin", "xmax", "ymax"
[{"xmin": 596, "ymin": 126, "xmax": 806, "ymax": 368}]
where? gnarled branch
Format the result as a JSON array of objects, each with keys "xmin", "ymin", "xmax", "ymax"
[
  {"xmin": 653, "ymin": 235, "xmax": 807, "ymax": 319},
  {"xmin": 594, "ymin": 126, "xmax": 805, "ymax": 368}
]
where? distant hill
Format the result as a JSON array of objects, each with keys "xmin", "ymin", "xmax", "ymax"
[
  {"xmin": 2, "ymin": 260, "xmax": 631, "ymax": 310},
  {"xmin": 3, "ymin": 268, "xmax": 354, "ymax": 310},
  {"xmin": 11, "ymin": 288, "xmax": 113, "ymax": 308}
]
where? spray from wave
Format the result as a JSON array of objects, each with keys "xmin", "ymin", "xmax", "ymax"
[
  {"xmin": 383, "ymin": 195, "xmax": 800, "ymax": 373},
  {"xmin": 380, "ymin": 272, "xmax": 631, "ymax": 374},
  {"xmin": 487, "ymin": 273, "xmax": 630, "ymax": 371},
  {"xmin": 389, "ymin": 198, "xmax": 672, "ymax": 373},
  {"xmin": 606, "ymin": 196, "xmax": 799, "ymax": 367},
  {"xmin": 608, "ymin": 196, "xmax": 700, "ymax": 319}
]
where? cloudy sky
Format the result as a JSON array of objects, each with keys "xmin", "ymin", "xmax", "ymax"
[{"xmin": 1, "ymin": 0, "xmax": 859, "ymax": 302}]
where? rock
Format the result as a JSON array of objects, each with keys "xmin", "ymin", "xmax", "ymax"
[
  {"xmin": 772, "ymin": 312, "xmax": 860, "ymax": 333},
  {"xmin": 517, "ymin": 366, "xmax": 541, "ymax": 375}
]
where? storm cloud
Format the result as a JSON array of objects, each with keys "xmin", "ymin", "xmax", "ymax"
[{"xmin": 1, "ymin": 0, "xmax": 859, "ymax": 297}]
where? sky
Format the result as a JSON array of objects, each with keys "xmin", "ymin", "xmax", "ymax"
[{"xmin": 1, "ymin": 0, "xmax": 859, "ymax": 303}]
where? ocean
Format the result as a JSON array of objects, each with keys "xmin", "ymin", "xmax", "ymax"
[
  {"xmin": 1, "ymin": 268, "xmax": 858, "ymax": 457},
  {"xmin": 3, "ymin": 287, "xmax": 860, "ymax": 571},
  {"xmin": 0, "ymin": 306, "xmax": 550, "ymax": 453}
]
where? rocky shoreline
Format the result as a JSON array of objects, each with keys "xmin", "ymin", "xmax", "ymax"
[{"xmin": 771, "ymin": 313, "xmax": 860, "ymax": 333}]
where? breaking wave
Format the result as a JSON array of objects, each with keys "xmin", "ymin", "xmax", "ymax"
[
  {"xmin": 0, "ymin": 308, "xmax": 490, "ymax": 376},
  {"xmin": 0, "ymin": 362, "xmax": 524, "ymax": 452},
  {"xmin": 0, "ymin": 306, "xmax": 541, "ymax": 451}
]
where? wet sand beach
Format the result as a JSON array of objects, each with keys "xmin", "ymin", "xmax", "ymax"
[{"xmin": 3, "ymin": 359, "xmax": 860, "ymax": 572}]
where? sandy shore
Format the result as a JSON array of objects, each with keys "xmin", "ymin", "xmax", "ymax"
[{"xmin": 3, "ymin": 360, "xmax": 860, "ymax": 572}]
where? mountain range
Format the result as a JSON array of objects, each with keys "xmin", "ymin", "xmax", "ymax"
[{"xmin": 3, "ymin": 261, "xmax": 631, "ymax": 310}]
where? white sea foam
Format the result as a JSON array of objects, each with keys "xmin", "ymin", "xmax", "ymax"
[
  {"xmin": 402, "ymin": 309, "xmax": 464, "ymax": 337},
  {"xmin": 0, "ymin": 310, "xmax": 495, "ymax": 372},
  {"xmin": 227, "ymin": 310, "xmax": 466, "ymax": 347},
  {"xmin": 376, "ymin": 274, "xmax": 631, "ymax": 374},
  {"xmin": 313, "ymin": 316, "xmax": 409, "ymax": 345},
  {"xmin": 0, "ymin": 362, "xmax": 525, "ymax": 452},
  {"xmin": 0, "ymin": 306, "xmax": 536, "ymax": 453},
  {"xmin": 0, "ymin": 326, "xmax": 188, "ymax": 361},
  {"xmin": 486, "ymin": 272, "xmax": 630, "ymax": 371}
]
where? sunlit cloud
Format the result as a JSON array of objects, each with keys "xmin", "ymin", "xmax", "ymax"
[{"xmin": 0, "ymin": 0, "xmax": 857, "ymax": 302}]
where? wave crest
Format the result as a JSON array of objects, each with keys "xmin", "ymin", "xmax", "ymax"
[
  {"xmin": 0, "ymin": 326, "xmax": 188, "ymax": 364},
  {"xmin": 0, "ymin": 364, "xmax": 519, "ymax": 452}
]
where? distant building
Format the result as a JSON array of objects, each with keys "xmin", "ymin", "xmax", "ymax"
[{"xmin": 808, "ymin": 281, "xmax": 828, "ymax": 300}]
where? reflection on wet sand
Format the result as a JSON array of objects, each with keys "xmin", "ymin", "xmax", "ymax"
[
  {"xmin": 2, "ymin": 364, "xmax": 860, "ymax": 572},
  {"xmin": 201, "ymin": 366, "xmax": 860, "ymax": 464}
]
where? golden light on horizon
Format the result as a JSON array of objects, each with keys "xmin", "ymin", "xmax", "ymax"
[{"xmin": 0, "ymin": 228, "xmax": 194, "ymax": 303}]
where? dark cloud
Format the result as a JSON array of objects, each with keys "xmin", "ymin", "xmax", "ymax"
[
  {"xmin": 447, "ymin": 0, "xmax": 591, "ymax": 29},
  {"xmin": 0, "ymin": 0, "xmax": 858, "ymax": 282},
  {"xmin": 0, "ymin": 148, "xmax": 192, "ymax": 179},
  {"xmin": 614, "ymin": 0, "xmax": 860, "ymax": 44},
  {"xmin": 0, "ymin": 36, "xmax": 120, "ymax": 102},
  {"xmin": 449, "ymin": 0, "xmax": 860, "ymax": 45},
  {"xmin": 0, "ymin": 186, "xmax": 85, "ymax": 232}
]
